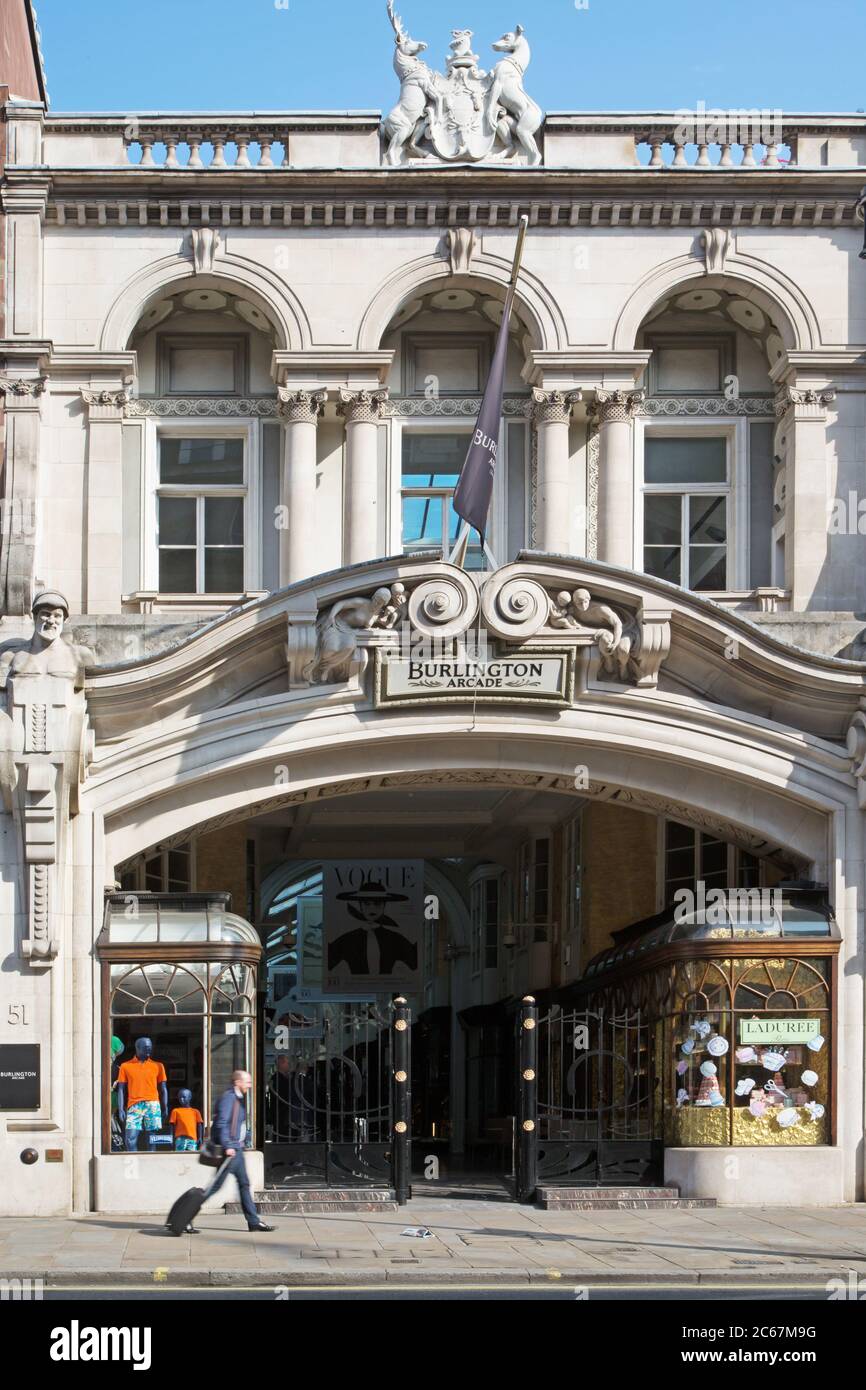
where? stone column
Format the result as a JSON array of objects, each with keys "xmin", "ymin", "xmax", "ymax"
[
  {"xmin": 81, "ymin": 389, "xmax": 129, "ymax": 614},
  {"xmin": 339, "ymin": 389, "xmax": 388, "ymax": 566},
  {"xmin": 590, "ymin": 389, "xmax": 645, "ymax": 570},
  {"xmin": 532, "ymin": 389, "xmax": 580, "ymax": 554},
  {"xmin": 0, "ymin": 374, "xmax": 46, "ymax": 615},
  {"xmin": 277, "ymin": 388, "xmax": 327, "ymax": 585},
  {"xmin": 777, "ymin": 386, "xmax": 836, "ymax": 610}
]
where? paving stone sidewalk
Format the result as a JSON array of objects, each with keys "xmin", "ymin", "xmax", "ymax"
[{"xmin": 1, "ymin": 1201, "xmax": 865, "ymax": 1287}]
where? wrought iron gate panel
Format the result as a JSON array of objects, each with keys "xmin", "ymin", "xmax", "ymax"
[
  {"xmin": 534, "ymin": 1006, "xmax": 661, "ymax": 1186},
  {"xmin": 265, "ymin": 1000, "xmax": 397, "ymax": 1187}
]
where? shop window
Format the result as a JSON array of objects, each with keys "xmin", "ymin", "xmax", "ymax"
[
  {"xmin": 157, "ymin": 436, "xmax": 246, "ymax": 594},
  {"xmin": 98, "ymin": 894, "xmax": 261, "ymax": 1155},
  {"xmin": 643, "ymin": 436, "xmax": 729, "ymax": 591},
  {"xmin": 578, "ymin": 886, "xmax": 836, "ymax": 1152},
  {"xmin": 401, "ymin": 432, "xmax": 484, "ymax": 569}
]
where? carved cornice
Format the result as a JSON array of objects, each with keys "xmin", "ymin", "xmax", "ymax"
[
  {"xmin": 588, "ymin": 389, "xmax": 646, "ymax": 424},
  {"xmin": 42, "ymin": 192, "xmax": 864, "ymax": 233},
  {"xmin": 531, "ymin": 388, "xmax": 581, "ymax": 425},
  {"xmin": 127, "ymin": 396, "xmax": 278, "ymax": 418},
  {"xmin": 338, "ymin": 388, "xmax": 389, "ymax": 424},
  {"xmin": 640, "ymin": 395, "xmax": 775, "ymax": 418},
  {"xmin": 277, "ymin": 387, "xmax": 327, "ymax": 424}
]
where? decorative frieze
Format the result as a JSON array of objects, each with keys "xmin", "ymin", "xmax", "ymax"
[
  {"xmin": 385, "ymin": 394, "xmax": 531, "ymax": 417},
  {"xmin": 640, "ymin": 395, "xmax": 775, "ymax": 417},
  {"xmin": 127, "ymin": 395, "xmax": 278, "ymax": 417},
  {"xmin": 277, "ymin": 387, "xmax": 327, "ymax": 424}
]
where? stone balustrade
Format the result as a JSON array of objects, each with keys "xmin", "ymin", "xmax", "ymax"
[{"xmin": 9, "ymin": 109, "xmax": 862, "ymax": 171}]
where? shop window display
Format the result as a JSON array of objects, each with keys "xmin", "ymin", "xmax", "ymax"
[
  {"xmin": 577, "ymin": 884, "xmax": 837, "ymax": 1151},
  {"xmin": 98, "ymin": 894, "xmax": 261, "ymax": 1154}
]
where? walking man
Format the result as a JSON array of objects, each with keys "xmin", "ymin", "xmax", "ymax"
[{"xmin": 206, "ymin": 1070, "xmax": 274, "ymax": 1233}]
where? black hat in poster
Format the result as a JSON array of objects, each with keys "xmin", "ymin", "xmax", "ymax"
[{"xmin": 328, "ymin": 876, "xmax": 418, "ymax": 978}]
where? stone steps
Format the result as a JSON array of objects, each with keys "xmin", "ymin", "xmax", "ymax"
[
  {"xmin": 224, "ymin": 1188, "xmax": 399, "ymax": 1214},
  {"xmin": 536, "ymin": 1185, "xmax": 717, "ymax": 1210}
]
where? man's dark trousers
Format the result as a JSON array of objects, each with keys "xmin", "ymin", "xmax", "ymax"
[{"xmin": 207, "ymin": 1152, "xmax": 259, "ymax": 1225}]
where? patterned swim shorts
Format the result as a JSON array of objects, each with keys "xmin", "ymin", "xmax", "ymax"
[
  {"xmin": 175, "ymin": 1137, "xmax": 199, "ymax": 1152},
  {"xmin": 125, "ymin": 1100, "xmax": 163, "ymax": 1132}
]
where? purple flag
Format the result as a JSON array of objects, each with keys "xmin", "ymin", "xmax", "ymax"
[{"xmin": 452, "ymin": 286, "xmax": 515, "ymax": 544}]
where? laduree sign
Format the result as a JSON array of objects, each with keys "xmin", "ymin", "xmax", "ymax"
[
  {"xmin": 738, "ymin": 1018, "xmax": 821, "ymax": 1045},
  {"xmin": 374, "ymin": 649, "xmax": 574, "ymax": 707}
]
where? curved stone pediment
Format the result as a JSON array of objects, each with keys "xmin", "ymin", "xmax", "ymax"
[{"xmin": 82, "ymin": 553, "xmax": 866, "ymax": 746}]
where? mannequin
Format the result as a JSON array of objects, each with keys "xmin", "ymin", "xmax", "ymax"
[
  {"xmin": 169, "ymin": 1088, "xmax": 204, "ymax": 1152},
  {"xmin": 117, "ymin": 1037, "xmax": 168, "ymax": 1153}
]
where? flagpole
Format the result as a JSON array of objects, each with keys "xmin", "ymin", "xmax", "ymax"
[{"xmin": 448, "ymin": 215, "xmax": 529, "ymax": 568}]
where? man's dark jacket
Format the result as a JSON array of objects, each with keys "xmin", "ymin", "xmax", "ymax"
[{"xmin": 212, "ymin": 1087, "xmax": 247, "ymax": 1149}]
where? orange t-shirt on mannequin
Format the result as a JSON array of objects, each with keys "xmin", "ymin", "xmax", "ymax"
[{"xmin": 117, "ymin": 1058, "xmax": 167, "ymax": 1105}]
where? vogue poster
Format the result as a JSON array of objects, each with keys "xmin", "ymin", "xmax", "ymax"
[{"xmin": 323, "ymin": 860, "xmax": 423, "ymax": 994}]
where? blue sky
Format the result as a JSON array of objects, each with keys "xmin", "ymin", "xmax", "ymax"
[{"xmin": 35, "ymin": 0, "xmax": 866, "ymax": 113}]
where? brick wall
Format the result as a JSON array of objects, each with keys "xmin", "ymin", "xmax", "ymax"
[
  {"xmin": 194, "ymin": 824, "xmax": 249, "ymax": 919},
  {"xmin": 580, "ymin": 802, "xmax": 659, "ymax": 970}
]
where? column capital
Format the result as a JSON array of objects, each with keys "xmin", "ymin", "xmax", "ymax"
[
  {"xmin": 0, "ymin": 375, "xmax": 47, "ymax": 408},
  {"xmin": 774, "ymin": 385, "xmax": 836, "ymax": 420},
  {"xmin": 277, "ymin": 386, "xmax": 327, "ymax": 424},
  {"xmin": 80, "ymin": 387, "xmax": 129, "ymax": 419},
  {"xmin": 588, "ymin": 388, "xmax": 646, "ymax": 424},
  {"xmin": 530, "ymin": 388, "xmax": 580, "ymax": 425},
  {"xmin": 338, "ymin": 388, "xmax": 389, "ymax": 424}
]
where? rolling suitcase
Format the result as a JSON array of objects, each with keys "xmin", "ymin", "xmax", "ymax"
[{"xmin": 165, "ymin": 1156, "xmax": 230, "ymax": 1236}]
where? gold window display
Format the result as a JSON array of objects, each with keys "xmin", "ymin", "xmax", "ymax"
[{"xmin": 579, "ymin": 885, "xmax": 837, "ymax": 1151}]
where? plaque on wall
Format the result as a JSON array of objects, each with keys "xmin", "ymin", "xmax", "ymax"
[
  {"xmin": 0, "ymin": 1044, "xmax": 40, "ymax": 1109},
  {"xmin": 374, "ymin": 648, "xmax": 575, "ymax": 708}
]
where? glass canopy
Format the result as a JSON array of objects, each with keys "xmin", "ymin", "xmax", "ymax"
[{"xmin": 100, "ymin": 892, "xmax": 261, "ymax": 947}]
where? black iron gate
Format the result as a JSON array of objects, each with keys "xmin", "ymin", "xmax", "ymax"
[
  {"xmin": 264, "ymin": 997, "xmax": 411, "ymax": 1198},
  {"xmin": 516, "ymin": 997, "xmax": 661, "ymax": 1198}
]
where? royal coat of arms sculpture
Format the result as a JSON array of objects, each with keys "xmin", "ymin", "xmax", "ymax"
[{"xmin": 383, "ymin": 2, "xmax": 543, "ymax": 166}]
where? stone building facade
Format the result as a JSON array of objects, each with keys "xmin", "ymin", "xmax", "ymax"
[{"xmin": 1, "ymin": 11, "xmax": 866, "ymax": 1213}]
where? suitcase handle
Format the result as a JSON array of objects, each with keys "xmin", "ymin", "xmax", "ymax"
[{"xmin": 203, "ymin": 1154, "xmax": 233, "ymax": 1199}]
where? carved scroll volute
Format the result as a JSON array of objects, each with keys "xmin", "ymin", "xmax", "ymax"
[
  {"xmin": 408, "ymin": 573, "xmax": 479, "ymax": 642},
  {"xmin": 480, "ymin": 572, "xmax": 549, "ymax": 642}
]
